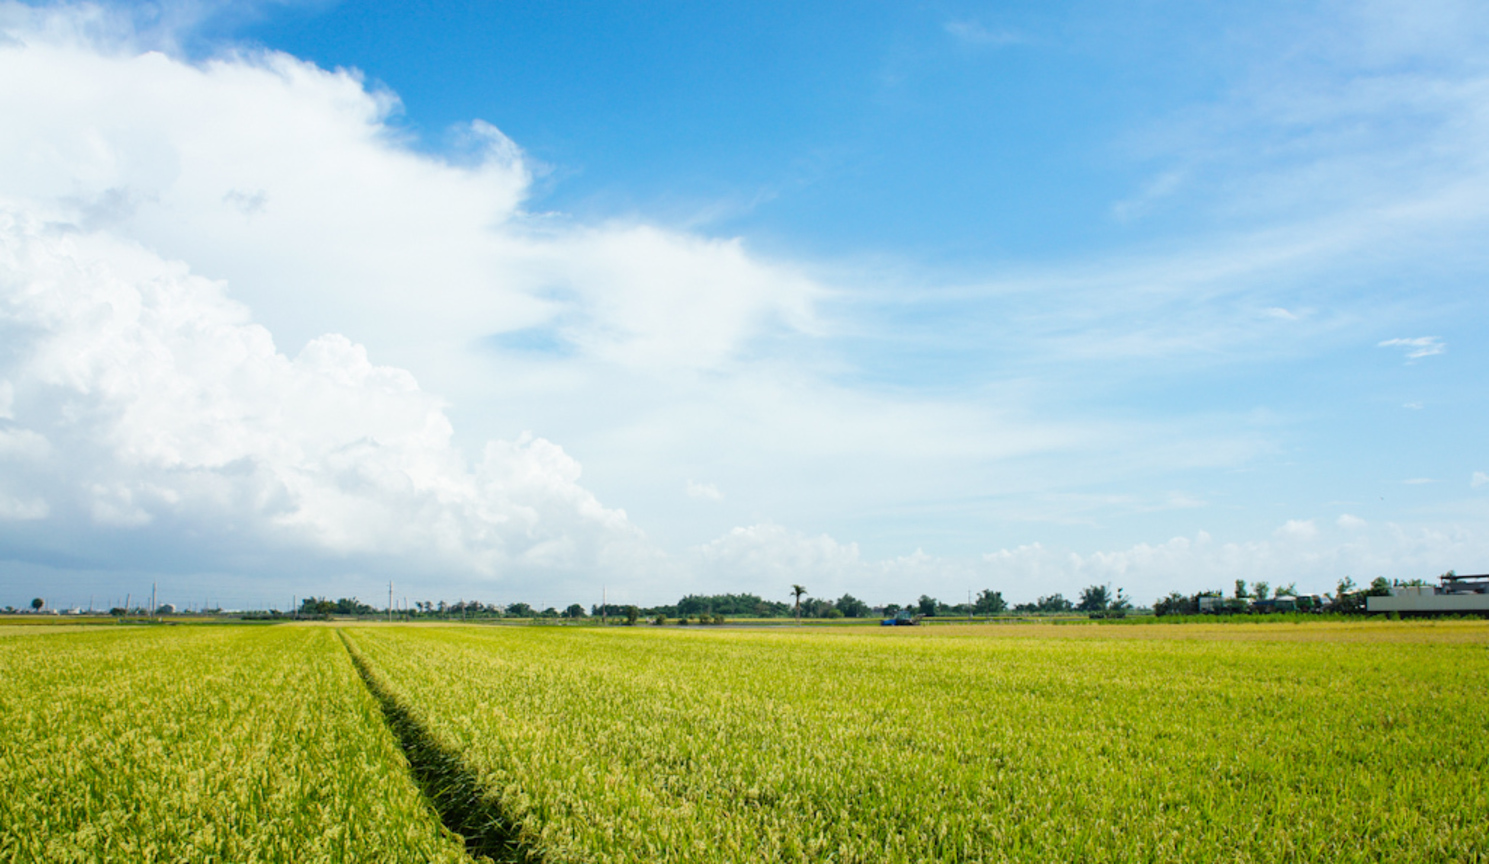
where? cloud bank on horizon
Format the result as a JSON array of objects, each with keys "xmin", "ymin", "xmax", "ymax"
[{"xmin": 1, "ymin": 1, "xmax": 1487, "ymax": 609}]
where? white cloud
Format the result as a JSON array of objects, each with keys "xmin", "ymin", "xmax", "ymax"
[
  {"xmin": 0, "ymin": 211, "xmax": 657, "ymax": 587},
  {"xmin": 1337, "ymin": 513, "xmax": 1367, "ymax": 529},
  {"xmin": 1276, "ymin": 519, "xmax": 1318, "ymax": 539},
  {"xmin": 1378, "ymin": 337, "xmax": 1446, "ymax": 359},
  {"xmin": 1403, "ymin": 477, "xmax": 1435, "ymax": 485},
  {"xmin": 685, "ymin": 480, "xmax": 723, "ymax": 502},
  {"xmin": 1473, "ymin": 471, "xmax": 1489, "ymax": 489},
  {"xmin": 0, "ymin": 13, "xmax": 820, "ymax": 378},
  {"xmin": 697, "ymin": 523, "xmax": 860, "ymax": 572},
  {"xmin": 0, "ymin": 8, "xmax": 850, "ymax": 594}
]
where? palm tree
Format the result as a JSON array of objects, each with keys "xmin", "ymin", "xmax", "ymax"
[{"xmin": 791, "ymin": 585, "xmax": 807, "ymax": 622}]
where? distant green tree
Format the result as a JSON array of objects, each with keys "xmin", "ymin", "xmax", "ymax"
[
  {"xmin": 791, "ymin": 584, "xmax": 807, "ymax": 621},
  {"xmin": 1153, "ymin": 591, "xmax": 1192, "ymax": 616},
  {"xmin": 332, "ymin": 598, "xmax": 374, "ymax": 616},
  {"xmin": 835, "ymin": 593, "xmax": 871, "ymax": 618},
  {"xmin": 1234, "ymin": 580, "xmax": 1250, "ymax": 600},
  {"xmin": 1252, "ymin": 581, "xmax": 1271, "ymax": 602},
  {"xmin": 626, "ymin": 605, "xmax": 640, "ymax": 625},
  {"xmin": 1274, "ymin": 583, "xmax": 1298, "ymax": 597},
  {"xmin": 1043, "ymin": 594, "xmax": 1072, "ymax": 613},
  {"xmin": 563, "ymin": 603, "xmax": 586, "ymax": 619},
  {"xmin": 1016, "ymin": 594, "xmax": 1074, "ymax": 613},
  {"xmin": 1077, "ymin": 585, "xmax": 1112, "ymax": 612},
  {"xmin": 505, "ymin": 602, "xmax": 534, "ymax": 618},
  {"xmin": 917, "ymin": 595, "xmax": 939, "ymax": 617},
  {"xmin": 30, "ymin": 598, "xmax": 43, "ymax": 612},
  {"xmin": 974, "ymin": 589, "xmax": 1007, "ymax": 615}
]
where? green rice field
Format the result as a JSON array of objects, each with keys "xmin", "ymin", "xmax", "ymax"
[
  {"xmin": 3, "ymin": 620, "xmax": 1487, "ymax": 862},
  {"xmin": 0, "ymin": 625, "xmax": 467, "ymax": 863}
]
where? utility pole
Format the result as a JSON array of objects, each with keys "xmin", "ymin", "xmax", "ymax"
[
  {"xmin": 388, "ymin": 582, "xmax": 393, "ymax": 623},
  {"xmin": 150, "ymin": 583, "xmax": 156, "ymax": 621},
  {"xmin": 125, "ymin": 593, "xmax": 130, "ymax": 618},
  {"xmin": 602, "ymin": 586, "xmax": 607, "ymax": 626}
]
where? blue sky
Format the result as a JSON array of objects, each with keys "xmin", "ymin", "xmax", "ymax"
[
  {"xmin": 232, "ymin": 1, "xmax": 1230, "ymax": 258},
  {"xmin": 0, "ymin": 0, "xmax": 1485, "ymax": 610}
]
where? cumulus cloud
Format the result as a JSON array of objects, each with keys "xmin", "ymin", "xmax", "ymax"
[
  {"xmin": 0, "ymin": 7, "xmax": 837, "ymax": 595},
  {"xmin": 0, "ymin": 9, "xmax": 819, "ymax": 378},
  {"xmin": 0, "ymin": 210, "xmax": 656, "ymax": 587},
  {"xmin": 1473, "ymin": 471, "xmax": 1489, "ymax": 489}
]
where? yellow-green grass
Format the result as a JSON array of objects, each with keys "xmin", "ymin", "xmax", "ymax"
[
  {"xmin": 349, "ymin": 621, "xmax": 1489, "ymax": 863},
  {"xmin": 0, "ymin": 625, "xmax": 468, "ymax": 863}
]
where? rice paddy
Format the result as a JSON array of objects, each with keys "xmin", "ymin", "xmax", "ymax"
[
  {"xmin": 0, "ymin": 624, "xmax": 467, "ymax": 863},
  {"xmin": 3, "ymin": 619, "xmax": 1486, "ymax": 862}
]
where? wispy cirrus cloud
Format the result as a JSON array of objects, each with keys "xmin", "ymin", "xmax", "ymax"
[
  {"xmin": 1378, "ymin": 337, "xmax": 1446, "ymax": 359},
  {"xmin": 943, "ymin": 20, "xmax": 1025, "ymax": 47}
]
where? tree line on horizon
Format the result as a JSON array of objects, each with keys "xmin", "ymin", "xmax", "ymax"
[
  {"xmin": 15, "ymin": 576, "xmax": 1414, "ymax": 620},
  {"xmin": 276, "ymin": 585, "xmax": 1140, "ymax": 622}
]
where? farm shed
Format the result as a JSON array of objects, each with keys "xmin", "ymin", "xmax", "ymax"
[{"xmin": 1367, "ymin": 573, "xmax": 1489, "ymax": 614}]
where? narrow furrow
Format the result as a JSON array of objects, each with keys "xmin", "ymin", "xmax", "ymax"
[{"xmin": 337, "ymin": 630, "xmax": 540, "ymax": 864}]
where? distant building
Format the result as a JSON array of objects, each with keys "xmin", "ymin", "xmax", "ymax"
[{"xmin": 1367, "ymin": 573, "xmax": 1489, "ymax": 614}]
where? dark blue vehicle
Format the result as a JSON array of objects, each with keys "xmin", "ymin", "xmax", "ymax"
[{"xmin": 880, "ymin": 610, "xmax": 922, "ymax": 626}]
